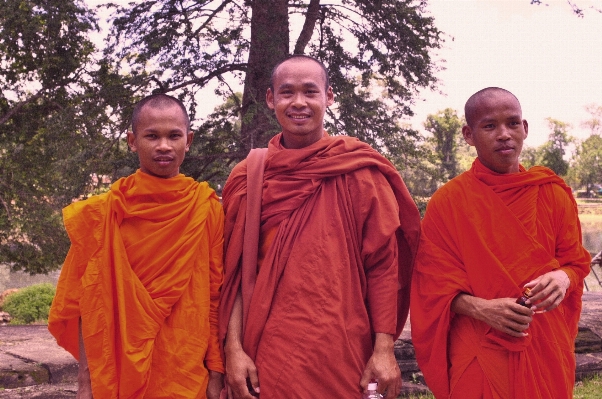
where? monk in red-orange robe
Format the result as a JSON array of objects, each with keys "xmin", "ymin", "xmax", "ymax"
[
  {"xmin": 411, "ymin": 87, "xmax": 591, "ymax": 399},
  {"xmin": 219, "ymin": 133, "xmax": 420, "ymax": 398},
  {"xmin": 412, "ymin": 160, "xmax": 591, "ymax": 398},
  {"xmin": 49, "ymin": 94, "xmax": 224, "ymax": 398}
]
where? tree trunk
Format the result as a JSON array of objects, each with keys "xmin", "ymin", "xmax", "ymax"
[{"xmin": 240, "ymin": 0, "xmax": 290, "ymax": 152}]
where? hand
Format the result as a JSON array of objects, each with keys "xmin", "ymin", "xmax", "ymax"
[
  {"xmin": 524, "ymin": 270, "xmax": 570, "ymax": 313},
  {"xmin": 207, "ymin": 370, "xmax": 225, "ymax": 399},
  {"xmin": 476, "ymin": 297, "xmax": 533, "ymax": 337},
  {"xmin": 359, "ymin": 333, "xmax": 402, "ymax": 399},
  {"xmin": 224, "ymin": 346, "xmax": 259, "ymax": 399}
]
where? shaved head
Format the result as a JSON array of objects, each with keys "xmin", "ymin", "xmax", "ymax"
[
  {"xmin": 465, "ymin": 87, "xmax": 521, "ymax": 128},
  {"xmin": 270, "ymin": 54, "xmax": 330, "ymax": 92}
]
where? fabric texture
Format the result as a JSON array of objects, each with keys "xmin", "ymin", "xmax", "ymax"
[
  {"xmin": 218, "ymin": 133, "xmax": 421, "ymax": 398},
  {"xmin": 411, "ymin": 158, "xmax": 591, "ymax": 399},
  {"xmin": 48, "ymin": 170, "xmax": 225, "ymax": 399}
]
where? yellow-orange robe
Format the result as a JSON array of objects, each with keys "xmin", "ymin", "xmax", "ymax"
[
  {"xmin": 218, "ymin": 133, "xmax": 421, "ymax": 398},
  {"xmin": 411, "ymin": 159, "xmax": 591, "ymax": 399},
  {"xmin": 48, "ymin": 170, "xmax": 224, "ymax": 399}
]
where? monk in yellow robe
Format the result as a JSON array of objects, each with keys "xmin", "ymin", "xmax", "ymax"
[
  {"xmin": 411, "ymin": 87, "xmax": 591, "ymax": 399},
  {"xmin": 48, "ymin": 94, "xmax": 225, "ymax": 399},
  {"xmin": 218, "ymin": 55, "xmax": 421, "ymax": 399}
]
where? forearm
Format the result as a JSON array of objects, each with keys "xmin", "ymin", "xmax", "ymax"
[
  {"xmin": 450, "ymin": 293, "xmax": 486, "ymax": 322},
  {"xmin": 78, "ymin": 318, "xmax": 93, "ymax": 398},
  {"xmin": 225, "ymin": 290, "xmax": 244, "ymax": 352}
]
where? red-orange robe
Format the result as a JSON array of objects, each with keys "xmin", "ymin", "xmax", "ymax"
[
  {"xmin": 411, "ymin": 159, "xmax": 591, "ymax": 399},
  {"xmin": 48, "ymin": 170, "xmax": 224, "ymax": 399},
  {"xmin": 218, "ymin": 133, "xmax": 420, "ymax": 398}
]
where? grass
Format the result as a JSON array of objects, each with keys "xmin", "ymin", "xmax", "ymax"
[{"xmin": 398, "ymin": 374, "xmax": 602, "ymax": 399}]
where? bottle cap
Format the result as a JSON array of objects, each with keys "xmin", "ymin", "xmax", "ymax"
[{"xmin": 368, "ymin": 382, "xmax": 378, "ymax": 390}]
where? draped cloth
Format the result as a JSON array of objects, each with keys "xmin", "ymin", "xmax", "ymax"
[
  {"xmin": 411, "ymin": 159, "xmax": 591, "ymax": 399},
  {"xmin": 218, "ymin": 133, "xmax": 421, "ymax": 398},
  {"xmin": 49, "ymin": 170, "xmax": 225, "ymax": 398}
]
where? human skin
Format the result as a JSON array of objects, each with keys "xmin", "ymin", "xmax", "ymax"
[
  {"xmin": 126, "ymin": 104, "xmax": 193, "ymax": 179},
  {"xmin": 225, "ymin": 57, "xmax": 402, "ymax": 399}
]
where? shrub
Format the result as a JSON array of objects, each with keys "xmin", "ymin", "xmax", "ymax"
[{"xmin": 3, "ymin": 283, "xmax": 56, "ymax": 324}]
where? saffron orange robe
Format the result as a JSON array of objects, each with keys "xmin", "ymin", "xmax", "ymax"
[
  {"xmin": 218, "ymin": 133, "xmax": 421, "ymax": 398},
  {"xmin": 48, "ymin": 170, "xmax": 225, "ymax": 398},
  {"xmin": 411, "ymin": 159, "xmax": 591, "ymax": 399}
]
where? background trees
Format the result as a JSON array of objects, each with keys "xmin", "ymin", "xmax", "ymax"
[
  {"xmin": 0, "ymin": 0, "xmax": 133, "ymax": 273},
  {"xmin": 105, "ymin": 0, "xmax": 444, "ymax": 186}
]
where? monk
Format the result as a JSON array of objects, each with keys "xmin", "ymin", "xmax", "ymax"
[
  {"xmin": 217, "ymin": 55, "xmax": 421, "ymax": 399},
  {"xmin": 411, "ymin": 87, "xmax": 591, "ymax": 399},
  {"xmin": 48, "ymin": 94, "xmax": 225, "ymax": 399}
]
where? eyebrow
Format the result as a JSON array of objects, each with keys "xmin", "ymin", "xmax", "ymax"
[{"xmin": 277, "ymin": 82, "xmax": 321, "ymax": 90}]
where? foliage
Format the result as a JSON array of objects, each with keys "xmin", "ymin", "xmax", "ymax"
[
  {"xmin": 574, "ymin": 374, "xmax": 602, "ymax": 398},
  {"xmin": 538, "ymin": 118, "xmax": 572, "ymax": 176},
  {"xmin": 530, "ymin": 0, "xmax": 602, "ymax": 17},
  {"xmin": 568, "ymin": 135, "xmax": 602, "ymax": 194},
  {"xmin": 423, "ymin": 108, "xmax": 463, "ymax": 181},
  {"xmin": 0, "ymin": 0, "xmax": 135, "ymax": 273},
  {"xmin": 2, "ymin": 283, "xmax": 56, "ymax": 324},
  {"xmin": 104, "ymin": 0, "xmax": 444, "ymax": 188}
]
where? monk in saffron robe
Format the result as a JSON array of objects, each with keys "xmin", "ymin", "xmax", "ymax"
[
  {"xmin": 218, "ymin": 55, "xmax": 421, "ymax": 399},
  {"xmin": 48, "ymin": 94, "xmax": 225, "ymax": 399},
  {"xmin": 411, "ymin": 87, "xmax": 591, "ymax": 399}
]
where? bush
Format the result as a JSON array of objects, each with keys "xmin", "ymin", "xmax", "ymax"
[{"xmin": 3, "ymin": 283, "xmax": 56, "ymax": 324}]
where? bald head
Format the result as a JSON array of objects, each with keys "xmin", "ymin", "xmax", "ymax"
[
  {"xmin": 464, "ymin": 87, "xmax": 521, "ymax": 128},
  {"xmin": 270, "ymin": 54, "xmax": 330, "ymax": 92}
]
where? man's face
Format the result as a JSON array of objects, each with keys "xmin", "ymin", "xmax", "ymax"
[
  {"xmin": 462, "ymin": 92, "xmax": 528, "ymax": 174},
  {"xmin": 266, "ymin": 58, "xmax": 334, "ymax": 149},
  {"xmin": 127, "ymin": 104, "xmax": 193, "ymax": 178}
]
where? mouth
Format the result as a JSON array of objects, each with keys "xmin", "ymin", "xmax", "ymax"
[
  {"xmin": 154, "ymin": 157, "xmax": 174, "ymax": 164},
  {"xmin": 496, "ymin": 146, "xmax": 514, "ymax": 153},
  {"xmin": 287, "ymin": 113, "xmax": 311, "ymax": 121}
]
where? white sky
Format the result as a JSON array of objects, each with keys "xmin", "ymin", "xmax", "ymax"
[
  {"xmin": 412, "ymin": 0, "xmax": 602, "ymax": 148},
  {"xmin": 87, "ymin": 0, "xmax": 602, "ymax": 148}
]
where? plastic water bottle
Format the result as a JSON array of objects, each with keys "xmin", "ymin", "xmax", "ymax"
[{"xmin": 362, "ymin": 382, "xmax": 383, "ymax": 399}]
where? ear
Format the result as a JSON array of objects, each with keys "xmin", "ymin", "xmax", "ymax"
[
  {"xmin": 185, "ymin": 131, "xmax": 194, "ymax": 152},
  {"xmin": 462, "ymin": 125, "xmax": 475, "ymax": 146},
  {"xmin": 326, "ymin": 86, "xmax": 334, "ymax": 106},
  {"xmin": 523, "ymin": 119, "xmax": 529, "ymax": 138},
  {"xmin": 266, "ymin": 88, "xmax": 275, "ymax": 110},
  {"xmin": 127, "ymin": 131, "xmax": 137, "ymax": 152}
]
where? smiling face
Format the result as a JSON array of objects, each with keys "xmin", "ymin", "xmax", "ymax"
[
  {"xmin": 127, "ymin": 103, "xmax": 193, "ymax": 178},
  {"xmin": 462, "ymin": 90, "xmax": 528, "ymax": 174},
  {"xmin": 266, "ymin": 58, "xmax": 334, "ymax": 149}
]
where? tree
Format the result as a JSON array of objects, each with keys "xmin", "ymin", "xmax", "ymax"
[
  {"xmin": 582, "ymin": 104, "xmax": 602, "ymax": 135},
  {"xmin": 105, "ymin": 0, "xmax": 444, "ymax": 187},
  {"xmin": 530, "ymin": 0, "xmax": 602, "ymax": 17},
  {"xmin": 569, "ymin": 134, "xmax": 602, "ymax": 195},
  {"xmin": 538, "ymin": 118, "xmax": 572, "ymax": 176},
  {"xmin": 0, "ymin": 0, "xmax": 135, "ymax": 273},
  {"xmin": 423, "ymin": 108, "xmax": 463, "ymax": 181}
]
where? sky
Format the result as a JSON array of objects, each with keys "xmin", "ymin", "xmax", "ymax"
[
  {"xmin": 87, "ymin": 0, "xmax": 602, "ymax": 149},
  {"xmin": 412, "ymin": 0, "xmax": 602, "ymax": 148}
]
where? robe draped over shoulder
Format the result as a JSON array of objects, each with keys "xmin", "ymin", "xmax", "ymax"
[
  {"xmin": 411, "ymin": 159, "xmax": 591, "ymax": 399},
  {"xmin": 49, "ymin": 170, "xmax": 224, "ymax": 399},
  {"xmin": 218, "ymin": 133, "xmax": 420, "ymax": 398}
]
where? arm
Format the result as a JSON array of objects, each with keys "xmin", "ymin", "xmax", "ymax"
[
  {"xmin": 77, "ymin": 318, "xmax": 93, "ymax": 399},
  {"xmin": 223, "ymin": 291, "xmax": 259, "ymax": 399},
  {"xmin": 359, "ymin": 333, "xmax": 402, "ymax": 399},
  {"xmin": 450, "ymin": 293, "xmax": 533, "ymax": 338}
]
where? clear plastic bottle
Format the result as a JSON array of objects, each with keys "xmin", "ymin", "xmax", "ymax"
[{"xmin": 362, "ymin": 382, "xmax": 383, "ymax": 399}]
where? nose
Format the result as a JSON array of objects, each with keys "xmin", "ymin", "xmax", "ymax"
[
  {"xmin": 291, "ymin": 92, "xmax": 306, "ymax": 108},
  {"xmin": 497, "ymin": 126, "xmax": 511, "ymax": 141},
  {"xmin": 157, "ymin": 137, "xmax": 171, "ymax": 151}
]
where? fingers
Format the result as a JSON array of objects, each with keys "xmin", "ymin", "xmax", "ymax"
[
  {"xmin": 526, "ymin": 270, "xmax": 569, "ymax": 312},
  {"xmin": 381, "ymin": 376, "xmax": 402, "ymax": 399}
]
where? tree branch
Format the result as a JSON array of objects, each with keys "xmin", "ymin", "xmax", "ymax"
[
  {"xmin": 0, "ymin": 92, "xmax": 44, "ymax": 125},
  {"xmin": 293, "ymin": 0, "xmax": 321, "ymax": 54},
  {"xmin": 163, "ymin": 63, "xmax": 247, "ymax": 92}
]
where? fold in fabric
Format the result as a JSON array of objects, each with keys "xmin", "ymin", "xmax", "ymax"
[
  {"xmin": 219, "ymin": 133, "xmax": 421, "ymax": 398},
  {"xmin": 411, "ymin": 159, "xmax": 591, "ymax": 399},
  {"xmin": 49, "ymin": 170, "xmax": 224, "ymax": 398}
]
